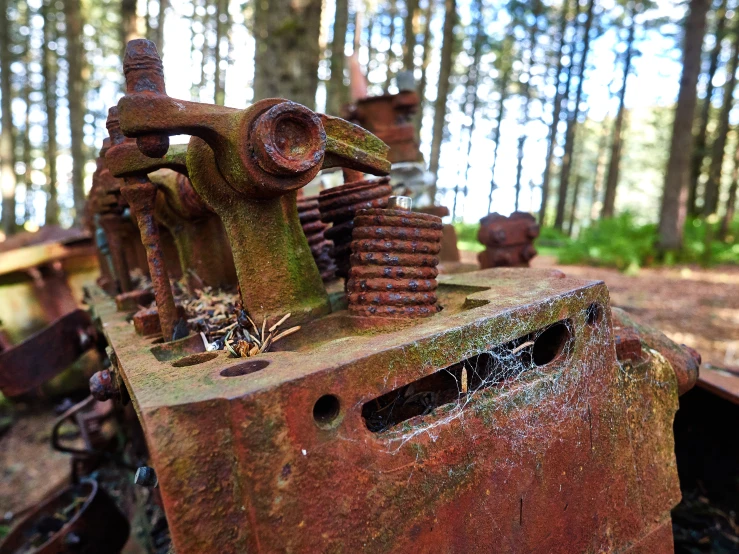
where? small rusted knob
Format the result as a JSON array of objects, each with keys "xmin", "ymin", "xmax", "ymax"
[
  {"xmin": 89, "ymin": 369, "xmax": 118, "ymax": 401},
  {"xmin": 123, "ymin": 39, "xmax": 169, "ymax": 158},
  {"xmin": 251, "ymin": 102, "xmax": 326, "ymax": 177}
]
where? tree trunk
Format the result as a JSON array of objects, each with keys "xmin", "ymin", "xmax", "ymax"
[
  {"xmin": 554, "ymin": 0, "xmax": 595, "ymax": 231},
  {"xmin": 23, "ymin": 50, "xmax": 33, "ymax": 223},
  {"xmin": 121, "ymin": 0, "xmax": 138, "ymax": 53},
  {"xmin": 539, "ymin": 0, "xmax": 571, "ymax": 225},
  {"xmin": 658, "ymin": 0, "xmax": 711, "ymax": 251},
  {"xmin": 384, "ymin": 0, "xmax": 398, "ymax": 91},
  {"xmin": 567, "ymin": 173, "xmax": 583, "ymax": 236},
  {"xmin": 590, "ymin": 119, "xmax": 610, "ymax": 220},
  {"xmin": 415, "ymin": 0, "xmax": 435, "ymax": 135},
  {"xmin": 154, "ymin": 0, "xmax": 167, "ymax": 54},
  {"xmin": 1, "ymin": 0, "xmax": 16, "ymax": 235},
  {"xmin": 42, "ymin": 0, "xmax": 58, "ymax": 225},
  {"xmin": 404, "ymin": 0, "xmax": 419, "ymax": 71},
  {"xmin": 327, "ymin": 0, "xmax": 350, "ymax": 115},
  {"xmin": 428, "ymin": 0, "xmax": 456, "ymax": 201},
  {"xmin": 601, "ymin": 3, "xmax": 636, "ymax": 219},
  {"xmin": 487, "ymin": 36, "xmax": 514, "ymax": 214},
  {"xmin": 65, "ymin": 0, "xmax": 86, "ymax": 225},
  {"xmin": 213, "ymin": 0, "xmax": 230, "ymax": 106},
  {"xmin": 689, "ymin": 0, "xmax": 728, "ymax": 216},
  {"xmin": 719, "ymin": 136, "xmax": 739, "ymax": 239},
  {"xmin": 462, "ymin": 0, "xmax": 485, "ymax": 185},
  {"xmin": 253, "ymin": 0, "xmax": 323, "ymax": 109},
  {"xmin": 703, "ymin": 18, "xmax": 739, "ymax": 216},
  {"xmin": 514, "ymin": 9, "xmax": 540, "ymax": 213}
]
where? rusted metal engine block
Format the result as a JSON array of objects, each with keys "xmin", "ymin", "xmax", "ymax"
[
  {"xmin": 478, "ymin": 211, "xmax": 540, "ymax": 269},
  {"xmin": 83, "ymin": 39, "xmax": 699, "ymax": 554}
]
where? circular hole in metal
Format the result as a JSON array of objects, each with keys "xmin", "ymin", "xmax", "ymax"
[
  {"xmin": 586, "ymin": 302, "xmax": 603, "ymax": 326},
  {"xmin": 171, "ymin": 351, "xmax": 218, "ymax": 367},
  {"xmin": 313, "ymin": 394, "xmax": 341, "ymax": 427},
  {"xmin": 220, "ymin": 359, "xmax": 270, "ymax": 377},
  {"xmin": 532, "ymin": 322, "xmax": 572, "ymax": 366}
]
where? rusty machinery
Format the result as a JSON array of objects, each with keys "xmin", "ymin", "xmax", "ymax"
[
  {"xmin": 2, "ymin": 39, "xmax": 704, "ymax": 553},
  {"xmin": 478, "ymin": 211, "xmax": 540, "ymax": 269}
]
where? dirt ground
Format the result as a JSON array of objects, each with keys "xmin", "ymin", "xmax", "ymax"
[{"xmin": 1, "ymin": 256, "xmax": 737, "ymax": 544}]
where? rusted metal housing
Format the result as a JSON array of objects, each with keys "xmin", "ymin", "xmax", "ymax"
[
  {"xmin": 297, "ymin": 195, "xmax": 337, "ymax": 283},
  {"xmin": 478, "ymin": 211, "xmax": 540, "ymax": 268},
  {"xmin": 318, "ymin": 177, "xmax": 392, "ymax": 279},
  {"xmin": 342, "ymin": 91, "xmax": 421, "ymax": 164},
  {"xmin": 87, "ymin": 267, "xmax": 695, "ymax": 553}
]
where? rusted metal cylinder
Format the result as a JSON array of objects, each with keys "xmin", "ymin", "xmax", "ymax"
[
  {"xmin": 297, "ymin": 195, "xmax": 337, "ymax": 283},
  {"xmin": 347, "ymin": 207, "xmax": 443, "ymax": 318},
  {"xmin": 318, "ymin": 177, "xmax": 392, "ymax": 279},
  {"xmin": 478, "ymin": 211, "xmax": 540, "ymax": 269}
]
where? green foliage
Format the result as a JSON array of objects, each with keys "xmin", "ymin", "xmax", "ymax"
[
  {"xmin": 553, "ymin": 213, "xmax": 739, "ymax": 270},
  {"xmin": 454, "ymin": 222, "xmax": 484, "ymax": 252}
]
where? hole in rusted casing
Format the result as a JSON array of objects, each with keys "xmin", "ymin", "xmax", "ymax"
[
  {"xmin": 313, "ymin": 394, "xmax": 341, "ymax": 427},
  {"xmin": 532, "ymin": 322, "xmax": 571, "ymax": 366},
  {"xmin": 362, "ymin": 320, "xmax": 573, "ymax": 433},
  {"xmin": 171, "ymin": 351, "xmax": 218, "ymax": 367},
  {"xmin": 220, "ymin": 359, "xmax": 270, "ymax": 377}
]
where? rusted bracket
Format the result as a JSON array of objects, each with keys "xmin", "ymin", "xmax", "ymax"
[
  {"xmin": 115, "ymin": 39, "xmax": 391, "ymax": 325},
  {"xmin": 0, "ymin": 309, "xmax": 96, "ymax": 398}
]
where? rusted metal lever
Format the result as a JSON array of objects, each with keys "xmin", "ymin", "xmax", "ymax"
[
  {"xmin": 106, "ymin": 108, "xmax": 187, "ymax": 341},
  {"xmin": 116, "ymin": 39, "xmax": 391, "ymax": 325}
]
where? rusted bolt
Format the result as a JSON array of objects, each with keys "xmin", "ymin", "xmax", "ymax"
[
  {"xmin": 252, "ymin": 102, "xmax": 326, "ymax": 177},
  {"xmin": 134, "ymin": 466, "xmax": 158, "ymax": 488},
  {"xmin": 89, "ymin": 369, "xmax": 117, "ymax": 401}
]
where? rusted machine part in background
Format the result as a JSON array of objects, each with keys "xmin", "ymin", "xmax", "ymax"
[
  {"xmin": 150, "ymin": 169, "xmax": 237, "ymax": 291},
  {"xmin": 107, "ymin": 108, "xmax": 180, "ymax": 342},
  {"xmin": 612, "ymin": 307, "xmax": 700, "ymax": 396},
  {"xmin": 318, "ymin": 177, "xmax": 392, "ymax": 279},
  {"xmin": 0, "ymin": 480, "xmax": 130, "ymax": 553},
  {"xmin": 88, "ymin": 267, "xmax": 687, "ymax": 553},
  {"xmin": 297, "ymin": 195, "xmax": 337, "ymax": 282},
  {"xmin": 347, "ymin": 207, "xmax": 442, "ymax": 318},
  {"xmin": 115, "ymin": 289, "xmax": 155, "ymax": 311},
  {"xmin": 133, "ymin": 304, "xmax": 187, "ymax": 337},
  {"xmin": 116, "ymin": 39, "xmax": 390, "ymax": 325},
  {"xmin": 478, "ymin": 211, "xmax": 540, "ymax": 269},
  {"xmin": 0, "ymin": 309, "xmax": 97, "ymax": 397},
  {"xmin": 342, "ymin": 90, "xmax": 421, "ymax": 164},
  {"xmin": 415, "ymin": 205, "xmax": 461, "ymax": 263},
  {"xmin": 120, "ymin": 178, "xmax": 180, "ymax": 342}
]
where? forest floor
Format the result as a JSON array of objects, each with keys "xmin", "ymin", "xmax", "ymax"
[{"xmin": 1, "ymin": 256, "xmax": 738, "ymax": 546}]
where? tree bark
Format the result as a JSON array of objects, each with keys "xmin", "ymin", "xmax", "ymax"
[
  {"xmin": 689, "ymin": 0, "xmax": 728, "ymax": 216},
  {"xmin": 415, "ymin": 0, "xmax": 435, "ymax": 135},
  {"xmin": 121, "ymin": 0, "xmax": 138, "ymax": 54},
  {"xmin": 703, "ymin": 16, "xmax": 739, "ymax": 216},
  {"xmin": 1, "ymin": 0, "xmax": 16, "ymax": 235},
  {"xmin": 601, "ymin": 2, "xmax": 636, "ymax": 219},
  {"xmin": 658, "ymin": 0, "xmax": 711, "ymax": 251},
  {"xmin": 65, "ymin": 0, "xmax": 86, "ymax": 225},
  {"xmin": 554, "ymin": 0, "xmax": 595, "ymax": 231},
  {"xmin": 428, "ymin": 0, "xmax": 456, "ymax": 201},
  {"xmin": 253, "ymin": 0, "xmax": 323, "ymax": 109},
  {"xmin": 23, "ymin": 47, "xmax": 33, "ymax": 223},
  {"xmin": 154, "ymin": 0, "xmax": 167, "ymax": 55},
  {"xmin": 327, "ymin": 0, "xmax": 350, "ymax": 115},
  {"xmin": 539, "ymin": 0, "xmax": 571, "ymax": 225},
  {"xmin": 403, "ymin": 0, "xmax": 419, "ymax": 71},
  {"xmin": 384, "ymin": 0, "xmax": 398, "ymax": 91},
  {"xmin": 487, "ymin": 36, "xmax": 514, "ymax": 214},
  {"xmin": 719, "ymin": 135, "xmax": 739, "ymax": 239},
  {"xmin": 213, "ymin": 0, "xmax": 230, "ymax": 106},
  {"xmin": 42, "ymin": 0, "xmax": 58, "ymax": 225},
  {"xmin": 514, "ymin": 9, "xmax": 539, "ymax": 213}
]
